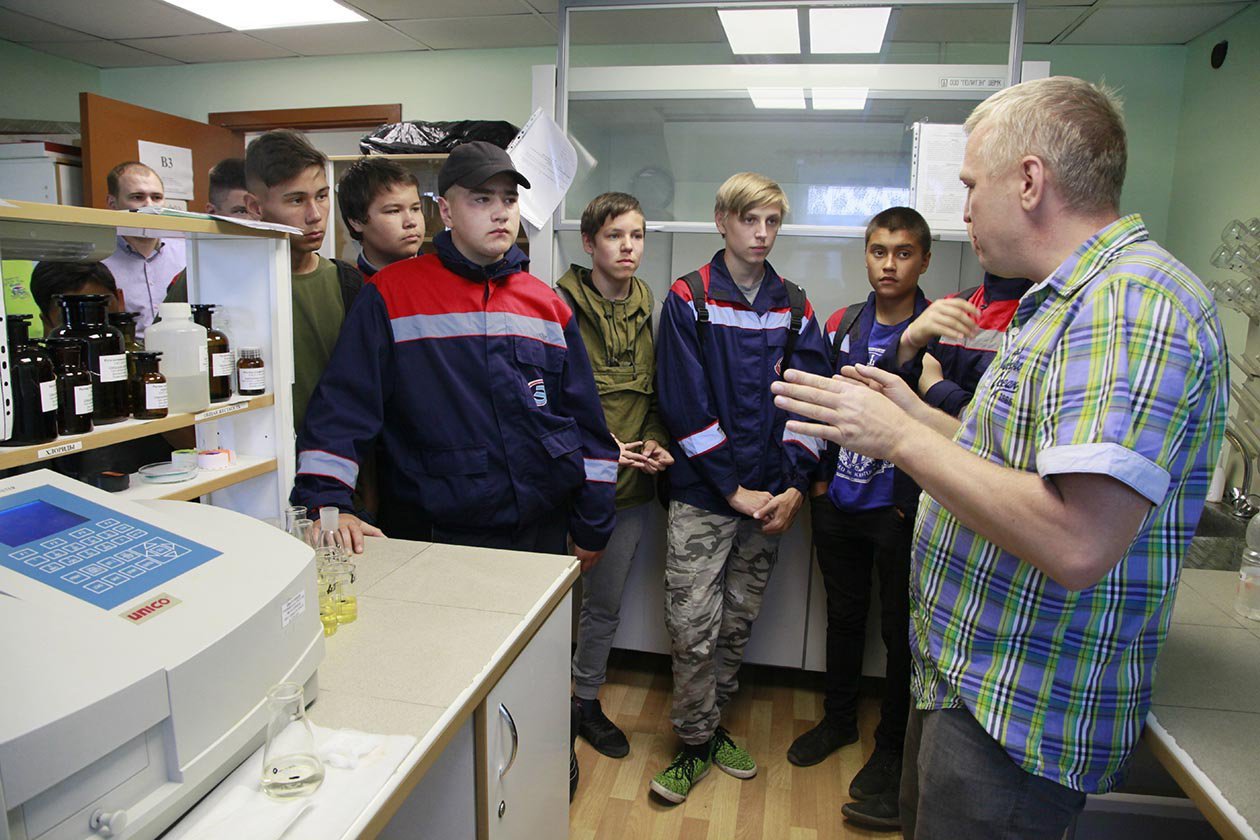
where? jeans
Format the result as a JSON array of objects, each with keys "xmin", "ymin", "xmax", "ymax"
[
  {"xmin": 900, "ymin": 707, "xmax": 1087, "ymax": 840},
  {"xmin": 810, "ymin": 497, "xmax": 913, "ymax": 752},
  {"xmin": 572, "ymin": 503, "xmax": 650, "ymax": 700}
]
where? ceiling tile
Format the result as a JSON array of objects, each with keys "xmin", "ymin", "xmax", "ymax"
[
  {"xmin": 567, "ymin": 8, "xmax": 723, "ymax": 46},
  {"xmin": 391, "ymin": 14, "xmax": 557, "ymax": 49},
  {"xmin": 0, "ymin": 0, "xmax": 227, "ymax": 39},
  {"xmin": 526, "ymin": 0, "xmax": 558, "ymax": 11},
  {"xmin": 24, "ymin": 38, "xmax": 182, "ymax": 67},
  {"xmin": 1062, "ymin": 2, "xmax": 1247, "ymax": 44},
  {"xmin": 119, "ymin": 32, "xmax": 297, "ymax": 62},
  {"xmin": 343, "ymin": 0, "xmax": 533, "ymax": 19},
  {"xmin": 1026, "ymin": 8, "xmax": 1092, "ymax": 42},
  {"xmin": 0, "ymin": 7, "xmax": 98, "ymax": 41},
  {"xmin": 247, "ymin": 20, "xmax": 426, "ymax": 55}
]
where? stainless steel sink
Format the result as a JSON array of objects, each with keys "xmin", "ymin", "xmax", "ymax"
[{"xmin": 1187, "ymin": 502, "xmax": 1246, "ymax": 571}]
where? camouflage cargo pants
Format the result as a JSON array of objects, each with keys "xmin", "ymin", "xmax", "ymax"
[{"xmin": 664, "ymin": 500, "xmax": 781, "ymax": 745}]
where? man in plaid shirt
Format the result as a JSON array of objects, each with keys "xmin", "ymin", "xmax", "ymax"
[{"xmin": 773, "ymin": 76, "xmax": 1227, "ymax": 838}]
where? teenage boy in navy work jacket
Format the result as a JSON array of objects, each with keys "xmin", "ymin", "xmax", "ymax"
[
  {"xmin": 791, "ymin": 206, "xmax": 933, "ymax": 833},
  {"xmin": 290, "ymin": 142, "xmax": 618, "ymax": 564},
  {"xmin": 649, "ymin": 172, "xmax": 830, "ymax": 805}
]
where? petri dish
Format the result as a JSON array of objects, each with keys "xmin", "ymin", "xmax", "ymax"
[{"xmin": 138, "ymin": 461, "xmax": 198, "ymax": 484}]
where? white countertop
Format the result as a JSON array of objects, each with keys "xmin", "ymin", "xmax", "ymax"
[
  {"xmin": 306, "ymin": 537, "xmax": 578, "ymax": 839},
  {"xmin": 1146, "ymin": 568, "xmax": 1260, "ymax": 840}
]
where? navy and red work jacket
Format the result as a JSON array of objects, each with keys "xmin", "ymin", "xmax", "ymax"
[
  {"xmin": 291, "ymin": 231, "xmax": 618, "ymax": 551},
  {"xmin": 903, "ymin": 273, "xmax": 1032, "ymax": 417},
  {"xmin": 655, "ymin": 251, "xmax": 831, "ymax": 517}
]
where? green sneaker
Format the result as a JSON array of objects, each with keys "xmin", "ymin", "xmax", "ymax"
[
  {"xmin": 711, "ymin": 727, "xmax": 757, "ymax": 779},
  {"xmin": 649, "ymin": 748, "xmax": 711, "ymax": 804}
]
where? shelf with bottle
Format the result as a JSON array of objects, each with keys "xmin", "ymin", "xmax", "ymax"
[{"xmin": 0, "ymin": 393, "xmax": 275, "ymax": 470}]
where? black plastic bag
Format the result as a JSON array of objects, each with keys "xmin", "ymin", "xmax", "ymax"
[{"xmin": 360, "ymin": 120, "xmax": 521, "ymax": 155}]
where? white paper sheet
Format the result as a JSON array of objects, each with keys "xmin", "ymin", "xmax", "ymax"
[
  {"xmin": 911, "ymin": 123, "xmax": 968, "ymax": 234},
  {"xmin": 506, "ymin": 108, "xmax": 584, "ymax": 228},
  {"xmin": 138, "ymin": 140, "xmax": 195, "ymax": 200}
]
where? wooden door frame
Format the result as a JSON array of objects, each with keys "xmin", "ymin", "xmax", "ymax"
[{"xmin": 207, "ymin": 104, "xmax": 402, "ymax": 133}]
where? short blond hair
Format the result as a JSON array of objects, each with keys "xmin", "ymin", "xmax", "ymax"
[
  {"xmin": 714, "ymin": 172, "xmax": 789, "ymax": 218},
  {"xmin": 965, "ymin": 75, "xmax": 1126, "ymax": 214}
]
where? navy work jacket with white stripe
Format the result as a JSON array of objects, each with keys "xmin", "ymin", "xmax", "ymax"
[
  {"xmin": 290, "ymin": 231, "xmax": 618, "ymax": 551},
  {"xmin": 655, "ymin": 251, "xmax": 831, "ymax": 517}
]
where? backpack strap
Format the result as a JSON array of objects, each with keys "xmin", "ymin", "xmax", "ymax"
[
  {"xmin": 332, "ymin": 258, "xmax": 365, "ymax": 315},
  {"xmin": 782, "ymin": 278, "xmax": 806, "ymax": 373},
  {"xmin": 683, "ymin": 269, "xmax": 707, "ymax": 335},
  {"xmin": 829, "ymin": 300, "xmax": 867, "ymax": 369}
]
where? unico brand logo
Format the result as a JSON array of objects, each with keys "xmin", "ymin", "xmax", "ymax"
[{"xmin": 120, "ymin": 592, "xmax": 182, "ymax": 624}]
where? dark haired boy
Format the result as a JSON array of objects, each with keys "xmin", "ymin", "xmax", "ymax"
[
  {"xmin": 337, "ymin": 157, "xmax": 424, "ymax": 278},
  {"xmin": 243, "ymin": 129, "xmax": 365, "ymax": 433},
  {"xmin": 791, "ymin": 206, "xmax": 932, "ymax": 832},
  {"xmin": 556, "ymin": 192, "xmax": 672, "ymax": 762},
  {"xmin": 102, "ymin": 160, "xmax": 184, "ymax": 337},
  {"xmin": 30, "ymin": 261, "xmax": 126, "ymax": 334},
  {"xmin": 292, "ymin": 140, "xmax": 616, "ymax": 565},
  {"xmin": 206, "ymin": 158, "xmax": 255, "ymax": 219}
]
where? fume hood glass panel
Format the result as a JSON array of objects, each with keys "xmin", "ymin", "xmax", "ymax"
[{"xmin": 561, "ymin": 1, "xmax": 1021, "ymax": 227}]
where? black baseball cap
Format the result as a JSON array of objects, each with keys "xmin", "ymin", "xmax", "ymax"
[{"xmin": 438, "ymin": 141, "xmax": 531, "ymax": 196}]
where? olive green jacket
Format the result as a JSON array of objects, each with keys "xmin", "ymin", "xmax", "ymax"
[{"xmin": 556, "ymin": 265, "xmax": 668, "ymax": 509}]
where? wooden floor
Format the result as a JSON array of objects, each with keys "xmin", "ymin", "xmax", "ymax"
[{"xmin": 570, "ymin": 651, "xmax": 905, "ymax": 840}]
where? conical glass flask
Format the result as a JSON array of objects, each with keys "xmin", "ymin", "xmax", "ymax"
[{"xmin": 260, "ymin": 682, "xmax": 324, "ymax": 799}]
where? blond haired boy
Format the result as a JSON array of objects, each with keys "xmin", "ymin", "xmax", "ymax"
[{"xmin": 650, "ymin": 172, "xmax": 830, "ymax": 803}]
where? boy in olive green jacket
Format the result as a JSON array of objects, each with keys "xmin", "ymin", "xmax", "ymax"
[{"xmin": 556, "ymin": 193, "xmax": 671, "ymax": 764}]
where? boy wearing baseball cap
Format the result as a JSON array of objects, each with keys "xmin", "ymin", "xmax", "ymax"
[{"xmin": 291, "ymin": 140, "xmax": 618, "ymax": 567}]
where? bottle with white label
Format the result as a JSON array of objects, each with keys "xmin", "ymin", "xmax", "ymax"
[
  {"xmin": 46, "ymin": 338, "xmax": 94, "ymax": 435},
  {"xmin": 237, "ymin": 346, "xmax": 267, "ymax": 396},
  {"xmin": 2, "ymin": 315, "xmax": 58, "ymax": 446},
  {"xmin": 129, "ymin": 351, "xmax": 169, "ymax": 420},
  {"xmin": 191, "ymin": 303, "xmax": 233, "ymax": 403},
  {"xmin": 144, "ymin": 302, "xmax": 210, "ymax": 413},
  {"xmin": 49, "ymin": 294, "xmax": 128, "ymax": 425}
]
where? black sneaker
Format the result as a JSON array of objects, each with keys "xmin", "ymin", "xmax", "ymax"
[
  {"xmin": 841, "ymin": 788, "xmax": 901, "ymax": 831},
  {"xmin": 786, "ymin": 717, "xmax": 859, "ymax": 767},
  {"xmin": 574, "ymin": 697, "xmax": 630, "ymax": 758},
  {"xmin": 848, "ymin": 748, "xmax": 902, "ymax": 800}
]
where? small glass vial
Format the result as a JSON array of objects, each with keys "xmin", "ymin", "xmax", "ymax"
[
  {"xmin": 130, "ymin": 351, "xmax": 169, "ymax": 419},
  {"xmin": 46, "ymin": 338, "xmax": 94, "ymax": 436},
  {"xmin": 237, "ymin": 346, "xmax": 266, "ymax": 396}
]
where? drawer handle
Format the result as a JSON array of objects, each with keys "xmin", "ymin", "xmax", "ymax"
[{"xmin": 498, "ymin": 703, "xmax": 518, "ymax": 778}]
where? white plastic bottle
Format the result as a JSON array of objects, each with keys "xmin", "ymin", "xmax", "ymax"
[
  {"xmin": 1236, "ymin": 516, "xmax": 1260, "ymax": 621},
  {"xmin": 145, "ymin": 302, "xmax": 210, "ymax": 413}
]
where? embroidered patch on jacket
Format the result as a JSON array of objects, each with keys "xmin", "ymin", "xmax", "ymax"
[{"xmin": 529, "ymin": 378, "xmax": 548, "ymax": 407}]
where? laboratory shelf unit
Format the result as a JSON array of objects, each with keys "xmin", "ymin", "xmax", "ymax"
[
  {"xmin": 0, "ymin": 394, "xmax": 274, "ymax": 470},
  {"xmin": 0, "ymin": 199, "xmax": 297, "ymax": 521},
  {"xmin": 114, "ymin": 455, "xmax": 278, "ymax": 502}
]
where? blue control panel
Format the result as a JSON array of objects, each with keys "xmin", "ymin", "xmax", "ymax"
[{"xmin": 0, "ymin": 485, "xmax": 221, "ymax": 611}]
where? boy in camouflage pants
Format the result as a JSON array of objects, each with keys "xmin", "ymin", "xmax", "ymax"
[{"xmin": 651, "ymin": 173, "xmax": 830, "ymax": 803}]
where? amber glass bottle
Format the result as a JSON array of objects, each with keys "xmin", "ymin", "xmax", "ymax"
[
  {"xmin": 49, "ymin": 294, "xmax": 128, "ymax": 424},
  {"xmin": 237, "ymin": 346, "xmax": 266, "ymax": 396},
  {"xmin": 129, "ymin": 351, "xmax": 168, "ymax": 420},
  {"xmin": 46, "ymin": 338, "xmax": 94, "ymax": 435},
  {"xmin": 3, "ymin": 315, "xmax": 58, "ymax": 445},
  {"xmin": 191, "ymin": 304, "xmax": 232, "ymax": 402}
]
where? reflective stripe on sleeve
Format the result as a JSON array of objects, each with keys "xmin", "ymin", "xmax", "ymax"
[
  {"xmin": 297, "ymin": 449, "xmax": 360, "ymax": 489},
  {"xmin": 679, "ymin": 420, "xmax": 728, "ymax": 458},
  {"xmin": 584, "ymin": 458, "xmax": 618, "ymax": 483},
  {"xmin": 782, "ymin": 428, "xmax": 823, "ymax": 460}
]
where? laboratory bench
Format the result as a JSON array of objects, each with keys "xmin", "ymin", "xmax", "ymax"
[
  {"xmin": 1145, "ymin": 567, "xmax": 1260, "ymax": 840},
  {"xmin": 307, "ymin": 536, "xmax": 579, "ymax": 840}
]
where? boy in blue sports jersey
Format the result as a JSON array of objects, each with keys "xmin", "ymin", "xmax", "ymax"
[{"xmin": 790, "ymin": 206, "xmax": 932, "ymax": 832}]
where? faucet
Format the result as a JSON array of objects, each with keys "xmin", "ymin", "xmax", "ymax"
[{"xmin": 1223, "ymin": 428, "xmax": 1258, "ymax": 519}]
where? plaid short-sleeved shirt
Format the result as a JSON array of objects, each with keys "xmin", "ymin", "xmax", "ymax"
[{"xmin": 911, "ymin": 215, "xmax": 1228, "ymax": 793}]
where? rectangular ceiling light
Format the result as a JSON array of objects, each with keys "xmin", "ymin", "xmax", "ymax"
[
  {"xmin": 812, "ymin": 87, "xmax": 870, "ymax": 110},
  {"xmin": 161, "ymin": 0, "xmax": 366, "ymax": 30},
  {"xmin": 719, "ymin": 8, "xmax": 801, "ymax": 54},
  {"xmin": 748, "ymin": 87, "xmax": 807, "ymax": 110},
  {"xmin": 809, "ymin": 7, "xmax": 891, "ymax": 54}
]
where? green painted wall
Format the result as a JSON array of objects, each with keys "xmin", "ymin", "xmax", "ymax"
[
  {"xmin": 0, "ymin": 39, "xmax": 100, "ymax": 122},
  {"xmin": 100, "ymin": 47, "xmax": 554, "ymax": 126}
]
